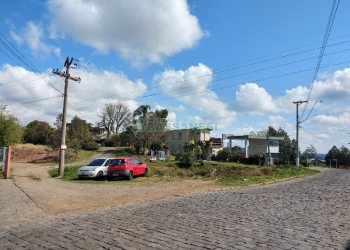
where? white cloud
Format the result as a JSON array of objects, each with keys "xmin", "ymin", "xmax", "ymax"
[
  {"xmin": 155, "ymin": 63, "xmax": 236, "ymax": 129},
  {"xmin": 10, "ymin": 21, "xmax": 60, "ymax": 57},
  {"xmin": 311, "ymin": 112, "xmax": 350, "ymax": 126},
  {"xmin": 0, "ymin": 64, "xmax": 146, "ymax": 125},
  {"xmin": 234, "ymin": 83, "xmax": 279, "ymax": 115},
  {"xmin": 312, "ymin": 68, "xmax": 350, "ymax": 100},
  {"xmin": 48, "ymin": 0, "xmax": 204, "ymax": 66},
  {"xmin": 233, "ymin": 83, "xmax": 310, "ymax": 115}
]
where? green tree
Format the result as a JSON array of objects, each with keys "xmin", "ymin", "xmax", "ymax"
[
  {"xmin": 266, "ymin": 126, "xmax": 296, "ymax": 164},
  {"xmin": 133, "ymin": 105, "xmax": 168, "ymax": 153},
  {"xmin": 301, "ymin": 144, "xmax": 317, "ymax": 163},
  {"xmin": 23, "ymin": 120, "xmax": 55, "ymax": 145},
  {"xmin": 325, "ymin": 145, "xmax": 350, "ymax": 167},
  {"xmin": 0, "ymin": 106, "xmax": 23, "ymax": 146},
  {"xmin": 67, "ymin": 116, "xmax": 98, "ymax": 152}
]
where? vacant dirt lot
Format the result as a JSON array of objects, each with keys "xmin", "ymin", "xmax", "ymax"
[{"xmin": 4, "ymin": 147, "xmax": 224, "ymax": 226}]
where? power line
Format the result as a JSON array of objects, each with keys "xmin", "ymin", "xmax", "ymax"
[
  {"xmin": 63, "ymin": 39, "xmax": 350, "ymax": 106},
  {"xmin": 68, "ymin": 46, "xmax": 350, "ymax": 108},
  {"xmin": 301, "ymin": 0, "xmax": 341, "ymax": 119},
  {"xmin": 0, "ymin": 32, "xmax": 63, "ymax": 95},
  {"xmin": 19, "ymin": 95, "xmax": 62, "ymax": 105},
  {"xmin": 71, "ymin": 59, "xmax": 350, "ymax": 110}
]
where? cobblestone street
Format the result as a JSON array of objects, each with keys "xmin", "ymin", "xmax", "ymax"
[{"xmin": 1, "ymin": 169, "xmax": 350, "ymax": 249}]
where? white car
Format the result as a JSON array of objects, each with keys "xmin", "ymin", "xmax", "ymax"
[{"xmin": 77, "ymin": 158, "xmax": 113, "ymax": 178}]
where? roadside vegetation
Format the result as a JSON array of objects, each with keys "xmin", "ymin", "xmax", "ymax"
[{"xmin": 48, "ymin": 148, "xmax": 318, "ymax": 185}]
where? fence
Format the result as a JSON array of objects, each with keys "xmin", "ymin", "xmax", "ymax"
[
  {"xmin": 1, "ymin": 146, "xmax": 11, "ymax": 178},
  {"xmin": 0, "ymin": 147, "xmax": 5, "ymax": 173}
]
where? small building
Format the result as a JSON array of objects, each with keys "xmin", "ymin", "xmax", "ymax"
[
  {"xmin": 226, "ymin": 135, "xmax": 284, "ymax": 164},
  {"xmin": 167, "ymin": 128, "xmax": 210, "ymax": 155},
  {"xmin": 206, "ymin": 137, "xmax": 223, "ymax": 157}
]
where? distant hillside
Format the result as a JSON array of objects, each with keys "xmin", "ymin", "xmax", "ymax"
[{"xmin": 317, "ymin": 154, "xmax": 326, "ymax": 160}]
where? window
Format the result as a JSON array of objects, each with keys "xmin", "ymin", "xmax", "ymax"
[
  {"xmin": 110, "ymin": 159, "xmax": 125, "ymax": 165},
  {"xmin": 178, "ymin": 132, "xmax": 182, "ymax": 139},
  {"xmin": 104, "ymin": 159, "xmax": 112, "ymax": 166},
  {"xmin": 87, "ymin": 159, "xmax": 106, "ymax": 166}
]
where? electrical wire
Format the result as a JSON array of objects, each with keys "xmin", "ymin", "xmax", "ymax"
[
  {"xmin": 301, "ymin": 0, "xmax": 341, "ymax": 119},
  {"xmin": 0, "ymin": 32, "xmax": 63, "ymax": 95}
]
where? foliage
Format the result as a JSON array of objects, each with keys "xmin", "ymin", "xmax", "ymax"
[
  {"xmin": 325, "ymin": 145, "xmax": 350, "ymax": 167},
  {"xmin": 51, "ymin": 156, "xmax": 319, "ymax": 186},
  {"xmin": 119, "ymin": 126, "xmax": 136, "ymax": 147},
  {"xmin": 114, "ymin": 147, "xmax": 135, "ymax": 156},
  {"xmin": 104, "ymin": 133, "xmax": 120, "ymax": 147},
  {"xmin": 239, "ymin": 153, "xmax": 264, "ymax": 165},
  {"xmin": 219, "ymin": 166, "xmax": 318, "ymax": 186},
  {"xmin": 301, "ymin": 144, "xmax": 317, "ymax": 163},
  {"xmin": 99, "ymin": 102, "xmax": 132, "ymax": 138},
  {"xmin": 216, "ymin": 150, "xmax": 229, "ymax": 162},
  {"xmin": 178, "ymin": 151, "xmax": 196, "ymax": 168},
  {"xmin": 67, "ymin": 116, "xmax": 98, "ymax": 151},
  {"xmin": 267, "ymin": 126, "xmax": 296, "ymax": 164},
  {"xmin": 0, "ymin": 106, "xmax": 23, "ymax": 146},
  {"xmin": 23, "ymin": 120, "xmax": 55, "ymax": 145},
  {"xmin": 133, "ymin": 105, "xmax": 168, "ymax": 153}
]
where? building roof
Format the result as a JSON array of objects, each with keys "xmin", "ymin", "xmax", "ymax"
[
  {"xmin": 227, "ymin": 135, "xmax": 284, "ymax": 141},
  {"xmin": 167, "ymin": 128, "xmax": 211, "ymax": 132}
]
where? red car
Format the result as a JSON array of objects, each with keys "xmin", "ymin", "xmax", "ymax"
[{"xmin": 107, "ymin": 157, "xmax": 148, "ymax": 180}]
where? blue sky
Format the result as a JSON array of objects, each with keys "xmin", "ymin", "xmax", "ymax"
[{"xmin": 1, "ymin": 0, "xmax": 350, "ymax": 153}]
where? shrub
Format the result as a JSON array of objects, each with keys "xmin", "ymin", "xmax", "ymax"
[
  {"xmin": 178, "ymin": 151, "xmax": 196, "ymax": 168},
  {"xmin": 104, "ymin": 133, "xmax": 120, "ymax": 147},
  {"xmin": 82, "ymin": 137, "xmax": 99, "ymax": 150},
  {"xmin": 216, "ymin": 150, "xmax": 229, "ymax": 162}
]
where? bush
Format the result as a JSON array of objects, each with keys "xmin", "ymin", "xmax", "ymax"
[
  {"xmin": 82, "ymin": 137, "xmax": 99, "ymax": 150},
  {"xmin": 216, "ymin": 150, "xmax": 229, "ymax": 162},
  {"xmin": 178, "ymin": 151, "xmax": 196, "ymax": 168},
  {"xmin": 239, "ymin": 153, "xmax": 264, "ymax": 165},
  {"xmin": 104, "ymin": 133, "xmax": 120, "ymax": 147}
]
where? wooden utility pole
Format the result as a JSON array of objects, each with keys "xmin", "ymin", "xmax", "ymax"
[
  {"xmin": 53, "ymin": 57, "xmax": 81, "ymax": 177},
  {"xmin": 293, "ymin": 100, "xmax": 308, "ymax": 167}
]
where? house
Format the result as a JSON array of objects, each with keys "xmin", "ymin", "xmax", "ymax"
[
  {"xmin": 167, "ymin": 128, "xmax": 210, "ymax": 155},
  {"xmin": 206, "ymin": 137, "xmax": 223, "ymax": 157},
  {"xmin": 226, "ymin": 135, "xmax": 284, "ymax": 164}
]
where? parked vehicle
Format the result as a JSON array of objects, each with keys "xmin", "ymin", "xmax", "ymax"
[
  {"xmin": 77, "ymin": 158, "xmax": 113, "ymax": 178},
  {"xmin": 107, "ymin": 157, "xmax": 148, "ymax": 180}
]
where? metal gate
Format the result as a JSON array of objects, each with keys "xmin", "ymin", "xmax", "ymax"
[{"xmin": 0, "ymin": 146, "xmax": 6, "ymax": 173}]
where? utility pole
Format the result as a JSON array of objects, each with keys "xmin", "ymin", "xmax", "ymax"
[
  {"xmin": 53, "ymin": 57, "xmax": 81, "ymax": 177},
  {"xmin": 293, "ymin": 100, "xmax": 308, "ymax": 167}
]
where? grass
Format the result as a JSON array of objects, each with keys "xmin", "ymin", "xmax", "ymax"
[
  {"xmin": 218, "ymin": 166, "xmax": 319, "ymax": 186},
  {"xmin": 48, "ymin": 147, "xmax": 319, "ymax": 186},
  {"xmin": 29, "ymin": 175, "xmax": 42, "ymax": 181}
]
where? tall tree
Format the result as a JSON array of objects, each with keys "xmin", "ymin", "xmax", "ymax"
[
  {"xmin": 301, "ymin": 144, "xmax": 317, "ymax": 162},
  {"xmin": 0, "ymin": 106, "xmax": 23, "ymax": 146},
  {"xmin": 99, "ymin": 102, "xmax": 132, "ymax": 138},
  {"xmin": 133, "ymin": 105, "xmax": 168, "ymax": 153},
  {"xmin": 23, "ymin": 120, "xmax": 55, "ymax": 145}
]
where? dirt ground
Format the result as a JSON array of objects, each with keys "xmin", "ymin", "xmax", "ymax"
[{"xmin": 6, "ymin": 148, "xmax": 224, "ymax": 224}]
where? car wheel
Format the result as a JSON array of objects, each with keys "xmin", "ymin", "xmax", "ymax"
[
  {"xmin": 143, "ymin": 168, "xmax": 148, "ymax": 177},
  {"xmin": 96, "ymin": 170, "xmax": 103, "ymax": 178},
  {"xmin": 128, "ymin": 171, "xmax": 133, "ymax": 180}
]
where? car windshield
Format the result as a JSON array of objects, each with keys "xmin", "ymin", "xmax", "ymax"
[
  {"xmin": 87, "ymin": 159, "xmax": 106, "ymax": 166},
  {"xmin": 110, "ymin": 159, "xmax": 125, "ymax": 165}
]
